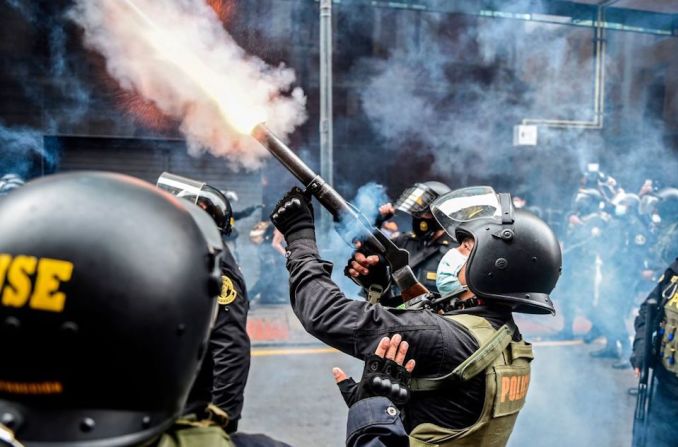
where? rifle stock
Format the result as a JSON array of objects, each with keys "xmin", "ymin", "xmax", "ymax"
[{"xmin": 252, "ymin": 123, "xmax": 428, "ymax": 300}]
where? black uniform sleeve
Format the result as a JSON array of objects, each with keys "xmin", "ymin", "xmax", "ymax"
[
  {"xmin": 346, "ymin": 397, "xmax": 408, "ymax": 447},
  {"xmin": 285, "ymin": 239, "xmax": 449, "ymax": 367},
  {"xmin": 210, "ymin": 251, "xmax": 251, "ymax": 431}
]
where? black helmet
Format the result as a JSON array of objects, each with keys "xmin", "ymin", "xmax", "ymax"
[
  {"xmin": 157, "ymin": 172, "xmax": 234, "ymax": 235},
  {"xmin": 0, "ymin": 173, "xmax": 25, "ymax": 197},
  {"xmin": 394, "ymin": 181, "xmax": 451, "ymax": 218},
  {"xmin": 431, "ymin": 186, "xmax": 561, "ymax": 315},
  {"xmin": 0, "ymin": 172, "xmax": 222, "ymax": 446}
]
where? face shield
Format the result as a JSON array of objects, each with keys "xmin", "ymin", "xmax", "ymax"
[
  {"xmin": 157, "ymin": 172, "xmax": 231, "ymax": 233},
  {"xmin": 430, "ymin": 186, "xmax": 505, "ymax": 240},
  {"xmin": 394, "ymin": 183, "xmax": 439, "ymax": 217}
]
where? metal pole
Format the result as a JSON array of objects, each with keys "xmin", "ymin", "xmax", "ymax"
[{"xmin": 319, "ymin": 0, "xmax": 334, "ymax": 239}]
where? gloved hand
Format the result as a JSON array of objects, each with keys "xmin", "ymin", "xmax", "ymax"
[
  {"xmin": 343, "ymin": 248, "xmax": 390, "ymax": 302},
  {"xmin": 270, "ymin": 187, "xmax": 315, "ymax": 243},
  {"xmin": 332, "ymin": 334, "xmax": 415, "ymax": 409}
]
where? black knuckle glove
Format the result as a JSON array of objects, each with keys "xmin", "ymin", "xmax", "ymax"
[
  {"xmin": 337, "ymin": 378, "xmax": 360, "ymax": 407},
  {"xmin": 343, "ymin": 249, "xmax": 391, "ymax": 299},
  {"xmin": 269, "ymin": 187, "xmax": 315, "ymax": 243},
  {"xmin": 362, "ymin": 354, "xmax": 411, "ymax": 407},
  {"xmin": 337, "ymin": 354, "xmax": 411, "ymax": 409}
]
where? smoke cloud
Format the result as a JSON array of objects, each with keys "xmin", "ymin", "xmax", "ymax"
[
  {"xmin": 349, "ymin": 1, "xmax": 677, "ymax": 200},
  {"xmin": 68, "ymin": 0, "xmax": 307, "ymax": 170},
  {"xmin": 321, "ymin": 182, "xmax": 390, "ymax": 295},
  {"xmin": 0, "ymin": 123, "xmax": 53, "ymax": 177}
]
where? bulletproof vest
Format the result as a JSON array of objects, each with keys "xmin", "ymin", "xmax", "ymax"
[
  {"xmin": 152, "ymin": 419, "xmax": 235, "ymax": 447},
  {"xmin": 658, "ymin": 274, "xmax": 678, "ymax": 375},
  {"xmin": 408, "ymin": 314, "xmax": 533, "ymax": 447}
]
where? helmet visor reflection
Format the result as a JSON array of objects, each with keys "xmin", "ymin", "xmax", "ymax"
[
  {"xmin": 157, "ymin": 172, "xmax": 204, "ymax": 205},
  {"xmin": 431, "ymin": 186, "xmax": 501, "ymax": 238}
]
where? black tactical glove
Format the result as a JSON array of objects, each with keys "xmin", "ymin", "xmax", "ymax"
[
  {"xmin": 343, "ymin": 249, "xmax": 391, "ymax": 303},
  {"xmin": 270, "ymin": 187, "xmax": 315, "ymax": 243},
  {"xmin": 336, "ymin": 354, "xmax": 411, "ymax": 408}
]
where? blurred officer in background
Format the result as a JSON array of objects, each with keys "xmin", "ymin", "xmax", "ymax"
[{"xmin": 158, "ymin": 172, "xmax": 250, "ymax": 434}]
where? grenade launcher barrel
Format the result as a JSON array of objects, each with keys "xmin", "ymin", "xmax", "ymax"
[{"xmin": 251, "ymin": 123, "xmax": 428, "ymax": 301}]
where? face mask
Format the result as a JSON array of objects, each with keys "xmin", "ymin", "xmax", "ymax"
[{"xmin": 436, "ymin": 248, "xmax": 469, "ymax": 298}]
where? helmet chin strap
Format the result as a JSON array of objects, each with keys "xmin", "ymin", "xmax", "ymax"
[
  {"xmin": 449, "ymin": 295, "xmax": 484, "ymax": 310},
  {"xmin": 498, "ymin": 193, "xmax": 515, "ymax": 224}
]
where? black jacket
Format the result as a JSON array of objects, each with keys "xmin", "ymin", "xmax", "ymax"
[
  {"xmin": 286, "ymin": 238, "xmax": 520, "ymax": 431},
  {"xmin": 189, "ymin": 246, "xmax": 251, "ymax": 432}
]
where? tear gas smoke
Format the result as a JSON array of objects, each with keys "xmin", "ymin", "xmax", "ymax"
[
  {"xmin": 321, "ymin": 182, "xmax": 390, "ymax": 295},
  {"xmin": 0, "ymin": 123, "xmax": 53, "ymax": 177},
  {"xmin": 350, "ymin": 1, "xmax": 678, "ymax": 195},
  {"xmin": 68, "ymin": 0, "xmax": 307, "ymax": 170}
]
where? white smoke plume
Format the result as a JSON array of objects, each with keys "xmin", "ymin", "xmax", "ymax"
[{"xmin": 69, "ymin": 0, "xmax": 307, "ymax": 170}]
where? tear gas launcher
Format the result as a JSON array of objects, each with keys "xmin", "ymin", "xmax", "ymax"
[{"xmin": 251, "ymin": 123, "xmax": 429, "ymax": 301}]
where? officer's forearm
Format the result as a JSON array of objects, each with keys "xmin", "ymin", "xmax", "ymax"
[
  {"xmin": 285, "ymin": 239, "xmax": 445, "ymax": 363},
  {"xmin": 286, "ymin": 239, "xmax": 362, "ymax": 356}
]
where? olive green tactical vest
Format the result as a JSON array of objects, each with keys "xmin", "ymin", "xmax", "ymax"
[
  {"xmin": 408, "ymin": 314, "xmax": 534, "ymax": 447},
  {"xmin": 659, "ymin": 274, "xmax": 678, "ymax": 374},
  {"xmin": 153, "ymin": 420, "xmax": 235, "ymax": 447}
]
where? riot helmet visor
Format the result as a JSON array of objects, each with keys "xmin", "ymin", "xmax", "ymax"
[
  {"xmin": 157, "ymin": 172, "xmax": 230, "ymax": 232},
  {"xmin": 431, "ymin": 186, "xmax": 501, "ymax": 237}
]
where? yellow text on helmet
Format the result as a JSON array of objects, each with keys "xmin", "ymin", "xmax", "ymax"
[{"xmin": 0, "ymin": 254, "xmax": 74, "ymax": 313}]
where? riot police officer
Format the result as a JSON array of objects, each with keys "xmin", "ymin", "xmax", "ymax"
[
  {"xmin": 630, "ymin": 258, "xmax": 678, "ymax": 447},
  {"xmin": 271, "ymin": 185, "xmax": 562, "ymax": 446},
  {"xmin": 360, "ymin": 181, "xmax": 456, "ymax": 305},
  {"xmin": 557, "ymin": 186, "xmax": 609, "ymax": 342},
  {"xmin": 157, "ymin": 172, "xmax": 251, "ymax": 434},
  {"xmin": 0, "ymin": 171, "xmax": 233, "ymax": 446},
  {"xmin": 247, "ymin": 221, "xmax": 288, "ymax": 304}
]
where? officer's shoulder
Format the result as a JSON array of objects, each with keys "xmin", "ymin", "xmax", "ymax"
[{"xmin": 218, "ymin": 275, "xmax": 239, "ymax": 306}]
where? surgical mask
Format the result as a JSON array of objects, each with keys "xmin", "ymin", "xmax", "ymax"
[{"xmin": 436, "ymin": 248, "xmax": 469, "ymax": 298}]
